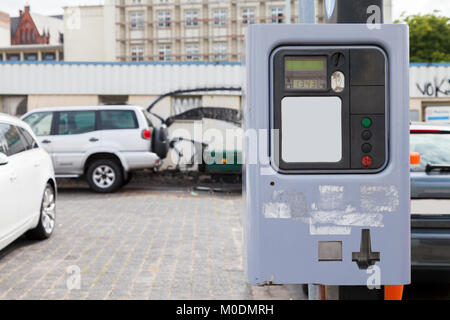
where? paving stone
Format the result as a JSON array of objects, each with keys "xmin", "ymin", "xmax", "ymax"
[{"xmin": 0, "ymin": 188, "xmax": 304, "ymax": 300}]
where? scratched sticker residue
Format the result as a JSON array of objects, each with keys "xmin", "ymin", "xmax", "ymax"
[
  {"xmin": 360, "ymin": 185, "xmax": 399, "ymax": 213},
  {"xmin": 262, "ymin": 185, "xmax": 400, "ymax": 235}
]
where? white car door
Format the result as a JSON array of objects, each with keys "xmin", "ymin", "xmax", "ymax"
[
  {"xmin": 0, "ymin": 124, "xmax": 22, "ymax": 239},
  {"xmin": 16, "ymin": 126, "xmax": 45, "ymax": 221},
  {"xmin": 22, "ymin": 111, "xmax": 54, "ymax": 159},
  {"xmin": 50, "ymin": 110, "xmax": 99, "ymax": 174}
]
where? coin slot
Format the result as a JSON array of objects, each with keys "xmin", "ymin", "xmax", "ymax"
[{"xmin": 331, "ymin": 71, "xmax": 345, "ymax": 93}]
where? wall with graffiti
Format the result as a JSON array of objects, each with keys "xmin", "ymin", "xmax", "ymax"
[
  {"xmin": 410, "ymin": 64, "xmax": 450, "ymax": 98},
  {"xmin": 409, "ymin": 63, "xmax": 450, "ymax": 122}
]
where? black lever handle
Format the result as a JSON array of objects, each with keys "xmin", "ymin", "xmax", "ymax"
[
  {"xmin": 41, "ymin": 139, "xmax": 51, "ymax": 144},
  {"xmin": 89, "ymin": 138, "xmax": 99, "ymax": 142}
]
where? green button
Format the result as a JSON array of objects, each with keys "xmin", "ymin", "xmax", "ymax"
[{"xmin": 362, "ymin": 117, "xmax": 372, "ymax": 128}]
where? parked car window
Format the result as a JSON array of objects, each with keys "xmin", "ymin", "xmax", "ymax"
[
  {"xmin": 100, "ymin": 110, "xmax": 138, "ymax": 130},
  {"xmin": 18, "ymin": 127, "xmax": 37, "ymax": 150},
  {"xmin": 57, "ymin": 111, "xmax": 96, "ymax": 135},
  {"xmin": 0, "ymin": 123, "xmax": 26, "ymax": 156},
  {"xmin": 0, "ymin": 129, "xmax": 7, "ymax": 155},
  {"xmin": 410, "ymin": 133, "xmax": 450, "ymax": 172},
  {"xmin": 23, "ymin": 112, "xmax": 53, "ymax": 136}
]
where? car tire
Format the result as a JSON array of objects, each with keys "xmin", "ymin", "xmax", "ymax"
[
  {"xmin": 86, "ymin": 159, "xmax": 123, "ymax": 193},
  {"xmin": 26, "ymin": 183, "xmax": 56, "ymax": 240}
]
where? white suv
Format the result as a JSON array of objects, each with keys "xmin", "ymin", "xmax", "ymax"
[
  {"xmin": 0, "ymin": 113, "xmax": 56, "ymax": 250},
  {"xmin": 22, "ymin": 106, "xmax": 169, "ymax": 193}
]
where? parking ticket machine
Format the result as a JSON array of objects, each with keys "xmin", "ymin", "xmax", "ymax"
[{"xmin": 244, "ymin": 24, "xmax": 410, "ymax": 285}]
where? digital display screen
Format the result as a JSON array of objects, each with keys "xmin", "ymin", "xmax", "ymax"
[
  {"xmin": 286, "ymin": 60, "xmax": 325, "ymax": 71},
  {"xmin": 285, "ymin": 56, "xmax": 327, "ymax": 90}
]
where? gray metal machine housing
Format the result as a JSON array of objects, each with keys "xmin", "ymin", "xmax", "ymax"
[{"xmin": 244, "ymin": 24, "xmax": 410, "ymax": 285}]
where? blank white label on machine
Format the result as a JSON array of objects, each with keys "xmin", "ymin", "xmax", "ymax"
[{"xmin": 281, "ymin": 96, "xmax": 342, "ymax": 163}]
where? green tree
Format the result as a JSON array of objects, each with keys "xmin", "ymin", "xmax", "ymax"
[{"xmin": 396, "ymin": 12, "xmax": 450, "ymax": 63}]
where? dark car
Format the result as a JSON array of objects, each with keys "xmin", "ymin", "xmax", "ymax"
[
  {"xmin": 410, "ymin": 123, "xmax": 450, "ymax": 281},
  {"xmin": 411, "ymin": 123, "xmax": 450, "ymax": 198}
]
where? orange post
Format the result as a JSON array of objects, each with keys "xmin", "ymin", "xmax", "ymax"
[
  {"xmin": 410, "ymin": 152, "xmax": 420, "ymax": 165},
  {"xmin": 321, "ymin": 285, "xmax": 327, "ymax": 300},
  {"xmin": 384, "ymin": 285, "xmax": 404, "ymax": 300}
]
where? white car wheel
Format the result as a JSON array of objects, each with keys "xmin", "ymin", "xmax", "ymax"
[
  {"xmin": 86, "ymin": 159, "xmax": 124, "ymax": 193},
  {"xmin": 26, "ymin": 183, "xmax": 56, "ymax": 240},
  {"xmin": 41, "ymin": 186, "xmax": 56, "ymax": 234},
  {"xmin": 92, "ymin": 165, "xmax": 116, "ymax": 189}
]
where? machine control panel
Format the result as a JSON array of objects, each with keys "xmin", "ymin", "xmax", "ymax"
[{"xmin": 271, "ymin": 46, "xmax": 388, "ymax": 173}]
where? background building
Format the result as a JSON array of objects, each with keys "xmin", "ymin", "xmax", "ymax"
[
  {"xmin": 0, "ymin": 11, "xmax": 10, "ymax": 47},
  {"xmin": 64, "ymin": 0, "xmax": 324, "ymax": 62},
  {"xmin": 11, "ymin": 6, "xmax": 64, "ymax": 46},
  {"xmin": 63, "ymin": 4, "xmax": 116, "ymax": 62},
  {"xmin": 64, "ymin": 0, "xmax": 392, "ymax": 63},
  {"xmin": 0, "ymin": 6, "xmax": 64, "ymax": 62},
  {"xmin": 111, "ymin": 0, "xmax": 307, "ymax": 62}
]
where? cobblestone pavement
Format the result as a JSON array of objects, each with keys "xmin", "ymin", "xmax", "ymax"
[{"xmin": 0, "ymin": 187, "xmax": 305, "ymax": 300}]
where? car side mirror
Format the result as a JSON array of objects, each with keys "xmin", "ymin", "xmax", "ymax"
[
  {"xmin": 410, "ymin": 152, "xmax": 420, "ymax": 165},
  {"xmin": 0, "ymin": 152, "xmax": 8, "ymax": 166}
]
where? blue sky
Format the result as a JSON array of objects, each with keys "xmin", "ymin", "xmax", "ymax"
[{"xmin": 1, "ymin": 0, "xmax": 449, "ymax": 19}]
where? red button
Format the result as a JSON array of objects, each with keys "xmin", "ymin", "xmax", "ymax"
[{"xmin": 362, "ymin": 156, "xmax": 372, "ymax": 167}]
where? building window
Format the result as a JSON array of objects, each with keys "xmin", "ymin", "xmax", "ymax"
[
  {"xmin": 186, "ymin": 44, "xmax": 199, "ymax": 61},
  {"xmin": 31, "ymin": 30, "xmax": 36, "ymax": 41},
  {"xmin": 44, "ymin": 53, "xmax": 56, "ymax": 61},
  {"xmin": 186, "ymin": 11, "xmax": 199, "ymax": 27},
  {"xmin": 271, "ymin": 7, "xmax": 284, "ymax": 23},
  {"xmin": 99, "ymin": 95, "xmax": 129, "ymax": 105},
  {"xmin": 242, "ymin": 8, "xmax": 255, "ymax": 24},
  {"xmin": 130, "ymin": 12, "xmax": 144, "ymax": 29},
  {"xmin": 158, "ymin": 45, "xmax": 171, "ymax": 61},
  {"xmin": 213, "ymin": 42, "xmax": 227, "ymax": 61},
  {"xmin": 7, "ymin": 54, "xmax": 20, "ymax": 61},
  {"xmin": 213, "ymin": 9, "xmax": 227, "ymax": 27},
  {"xmin": 131, "ymin": 46, "xmax": 144, "ymax": 61},
  {"xmin": 25, "ymin": 53, "xmax": 38, "ymax": 61},
  {"xmin": 158, "ymin": 11, "xmax": 171, "ymax": 28}
]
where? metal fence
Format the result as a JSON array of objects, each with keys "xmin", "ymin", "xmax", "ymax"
[
  {"xmin": 0, "ymin": 61, "xmax": 243, "ymax": 95},
  {"xmin": 0, "ymin": 61, "xmax": 448, "ymax": 99}
]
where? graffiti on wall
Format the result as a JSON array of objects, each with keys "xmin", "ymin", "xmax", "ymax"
[{"xmin": 416, "ymin": 78, "xmax": 450, "ymax": 97}]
